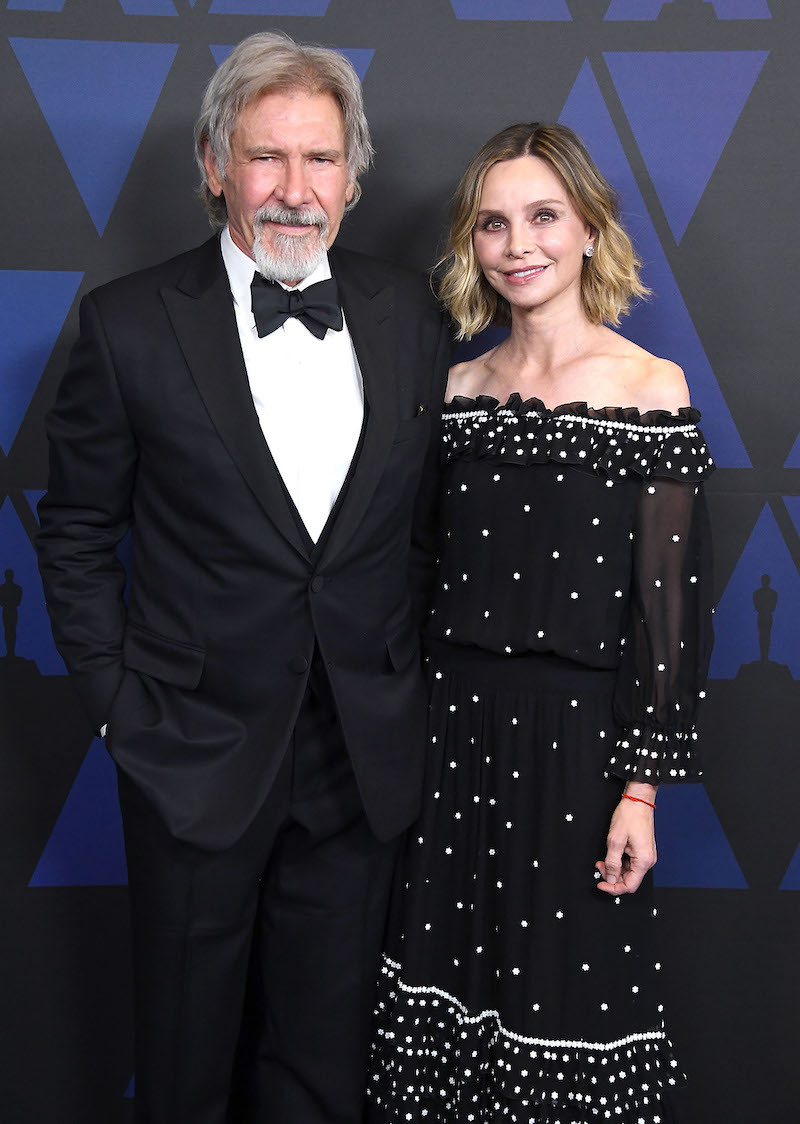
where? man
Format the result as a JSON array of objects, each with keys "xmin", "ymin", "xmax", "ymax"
[{"xmin": 37, "ymin": 31, "xmax": 449, "ymax": 1124}]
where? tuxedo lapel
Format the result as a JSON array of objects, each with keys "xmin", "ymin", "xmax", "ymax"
[
  {"xmin": 161, "ymin": 237, "xmax": 310, "ymax": 559},
  {"xmin": 320, "ymin": 251, "xmax": 398, "ymax": 567}
]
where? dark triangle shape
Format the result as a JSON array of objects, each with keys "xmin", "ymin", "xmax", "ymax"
[
  {"xmin": 10, "ymin": 38, "xmax": 178, "ymax": 235},
  {"xmin": 604, "ymin": 0, "xmax": 676, "ymax": 18},
  {"xmin": 0, "ymin": 270, "xmax": 82, "ymax": 453},
  {"xmin": 559, "ymin": 60, "xmax": 749, "ymax": 466},
  {"xmin": 606, "ymin": 51, "xmax": 768, "ymax": 241},
  {"xmin": 29, "ymin": 738, "xmax": 128, "ymax": 887},
  {"xmin": 709, "ymin": 504, "xmax": 800, "ymax": 678},
  {"xmin": 654, "ymin": 784, "xmax": 747, "ymax": 888}
]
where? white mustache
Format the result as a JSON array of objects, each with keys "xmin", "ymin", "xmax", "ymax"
[{"xmin": 254, "ymin": 206, "xmax": 329, "ymax": 232}]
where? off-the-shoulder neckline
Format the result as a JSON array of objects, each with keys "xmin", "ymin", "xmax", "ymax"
[{"xmin": 444, "ymin": 392, "xmax": 700, "ymax": 425}]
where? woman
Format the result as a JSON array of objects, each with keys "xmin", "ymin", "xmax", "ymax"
[{"xmin": 369, "ymin": 123, "xmax": 714, "ymax": 1123}]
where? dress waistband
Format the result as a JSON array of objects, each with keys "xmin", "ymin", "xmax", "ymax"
[{"xmin": 426, "ymin": 639, "xmax": 617, "ymax": 694}]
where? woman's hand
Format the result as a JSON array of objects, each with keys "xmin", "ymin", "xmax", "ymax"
[{"xmin": 595, "ymin": 782, "xmax": 658, "ymax": 895}]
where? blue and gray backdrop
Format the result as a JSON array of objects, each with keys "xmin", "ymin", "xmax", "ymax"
[{"xmin": 0, "ymin": 1, "xmax": 796, "ymax": 1121}]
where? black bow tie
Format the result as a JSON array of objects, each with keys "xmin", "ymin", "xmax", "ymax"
[{"xmin": 250, "ymin": 274, "xmax": 343, "ymax": 340}]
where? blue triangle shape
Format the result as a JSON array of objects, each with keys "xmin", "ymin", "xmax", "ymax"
[
  {"xmin": 8, "ymin": 0, "xmax": 66, "ymax": 9},
  {"xmin": 707, "ymin": 0, "xmax": 771, "ymax": 16},
  {"xmin": 125, "ymin": 1075, "xmax": 135, "ymax": 1097},
  {"xmin": 783, "ymin": 433, "xmax": 800, "ymax": 467},
  {"xmin": 29, "ymin": 738, "xmax": 127, "ymax": 887},
  {"xmin": 654, "ymin": 784, "xmax": 747, "ymax": 888},
  {"xmin": 24, "ymin": 491, "xmax": 46, "ymax": 517},
  {"xmin": 0, "ymin": 271, "xmax": 83, "ymax": 454},
  {"xmin": 604, "ymin": 0, "xmax": 675, "ymax": 18},
  {"xmin": 450, "ymin": 0, "xmax": 571, "ymax": 17},
  {"xmin": 10, "ymin": 39, "xmax": 178, "ymax": 236},
  {"xmin": 0, "ymin": 499, "xmax": 65, "ymax": 674},
  {"xmin": 783, "ymin": 496, "xmax": 800, "ymax": 539},
  {"xmin": 779, "ymin": 842, "xmax": 800, "ymax": 890},
  {"xmin": 209, "ymin": 0, "xmax": 330, "ymax": 13},
  {"xmin": 605, "ymin": 52, "xmax": 768, "ymax": 242},
  {"xmin": 210, "ymin": 45, "xmax": 374, "ymax": 82},
  {"xmin": 119, "ymin": 0, "xmax": 177, "ymax": 12},
  {"xmin": 709, "ymin": 504, "xmax": 800, "ymax": 678},
  {"xmin": 559, "ymin": 60, "xmax": 749, "ymax": 467}
]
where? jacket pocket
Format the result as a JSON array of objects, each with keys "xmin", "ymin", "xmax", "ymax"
[
  {"xmin": 123, "ymin": 622, "xmax": 206, "ymax": 689},
  {"xmin": 392, "ymin": 414, "xmax": 430, "ymax": 445}
]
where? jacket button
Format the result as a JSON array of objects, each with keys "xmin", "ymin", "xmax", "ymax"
[
  {"xmin": 289, "ymin": 655, "xmax": 309, "ymax": 675},
  {"xmin": 310, "ymin": 576, "xmax": 325, "ymax": 593}
]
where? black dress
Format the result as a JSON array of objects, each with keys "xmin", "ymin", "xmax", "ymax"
[{"xmin": 369, "ymin": 394, "xmax": 715, "ymax": 1124}]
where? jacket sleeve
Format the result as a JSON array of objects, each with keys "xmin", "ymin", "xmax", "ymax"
[
  {"xmin": 408, "ymin": 310, "xmax": 452, "ymax": 631},
  {"xmin": 36, "ymin": 291, "xmax": 136, "ymax": 731}
]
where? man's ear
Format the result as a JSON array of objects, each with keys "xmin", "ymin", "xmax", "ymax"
[{"xmin": 204, "ymin": 140, "xmax": 224, "ymax": 198}]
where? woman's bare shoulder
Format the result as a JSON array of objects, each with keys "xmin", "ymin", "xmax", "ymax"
[
  {"xmin": 631, "ymin": 355, "xmax": 690, "ymax": 414},
  {"xmin": 445, "ymin": 353, "xmax": 495, "ymax": 402},
  {"xmin": 607, "ymin": 336, "xmax": 690, "ymax": 414}
]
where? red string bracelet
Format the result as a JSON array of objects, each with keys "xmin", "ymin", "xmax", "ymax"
[{"xmin": 621, "ymin": 793, "xmax": 656, "ymax": 810}]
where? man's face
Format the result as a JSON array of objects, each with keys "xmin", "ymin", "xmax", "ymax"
[{"xmin": 204, "ymin": 88, "xmax": 355, "ymax": 285}]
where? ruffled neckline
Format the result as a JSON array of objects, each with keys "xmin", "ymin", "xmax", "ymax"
[
  {"xmin": 441, "ymin": 391, "xmax": 713, "ymax": 482},
  {"xmin": 445, "ymin": 392, "xmax": 701, "ymax": 428}
]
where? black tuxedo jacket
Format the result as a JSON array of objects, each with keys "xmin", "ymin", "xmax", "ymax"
[{"xmin": 37, "ymin": 235, "xmax": 450, "ymax": 851}]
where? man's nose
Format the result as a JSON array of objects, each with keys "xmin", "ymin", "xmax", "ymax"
[{"xmin": 276, "ymin": 160, "xmax": 312, "ymax": 206}]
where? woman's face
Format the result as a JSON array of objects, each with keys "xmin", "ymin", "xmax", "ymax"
[{"xmin": 472, "ymin": 155, "xmax": 593, "ymax": 319}]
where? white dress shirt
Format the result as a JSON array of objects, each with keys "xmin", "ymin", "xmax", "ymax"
[{"xmin": 220, "ymin": 226, "xmax": 364, "ymax": 543}]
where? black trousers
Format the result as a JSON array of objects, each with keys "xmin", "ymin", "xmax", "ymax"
[{"xmin": 118, "ymin": 660, "xmax": 400, "ymax": 1124}]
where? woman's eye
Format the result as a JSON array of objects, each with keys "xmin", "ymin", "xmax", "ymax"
[{"xmin": 535, "ymin": 210, "xmax": 556, "ymax": 223}]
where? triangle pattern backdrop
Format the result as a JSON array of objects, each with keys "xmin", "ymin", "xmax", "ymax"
[
  {"xmin": 0, "ymin": 271, "xmax": 83, "ymax": 454},
  {"xmin": 10, "ymin": 39, "xmax": 179, "ymax": 236},
  {"xmin": 559, "ymin": 59, "xmax": 749, "ymax": 467},
  {"xmin": 0, "ymin": 498, "xmax": 65, "ymax": 674},
  {"xmin": 654, "ymin": 784, "xmax": 747, "ymax": 889},
  {"xmin": 210, "ymin": 43, "xmax": 374, "ymax": 80},
  {"xmin": 7, "ymin": 0, "xmax": 66, "ymax": 9},
  {"xmin": 780, "ymin": 842, "xmax": 800, "ymax": 891},
  {"xmin": 783, "ymin": 432, "xmax": 800, "ymax": 467},
  {"xmin": 29, "ymin": 738, "xmax": 128, "ymax": 887},
  {"xmin": 709, "ymin": 504, "xmax": 800, "ymax": 679},
  {"xmin": 604, "ymin": 0, "xmax": 771, "ymax": 18},
  {"xmin": 119, "ymin": 0, "xmax": 178, "ymax": 14},
  {"xmin": 209, "ymin": 0, "xmax": 331, "ymax": 14},
  {"xmin": 449, "ymin": 0, "xmax": 571, "ymax": 18},
  {"xmin": 605, "ymin": 51, "xmax": 769, "ymax": 242}
]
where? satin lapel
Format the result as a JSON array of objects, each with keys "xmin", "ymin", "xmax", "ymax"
[
  {"xmin": 161, "ymin": 241, "xmax": 309, "ymax": 559},
  {"xmin": 320, "ymin": 255, "xmax": 398, "ymax": 567}
]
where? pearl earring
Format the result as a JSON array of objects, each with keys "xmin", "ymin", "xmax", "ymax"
[{"xmin": 583, "ymin": 245, "xmax": 595, "ymax": 258}]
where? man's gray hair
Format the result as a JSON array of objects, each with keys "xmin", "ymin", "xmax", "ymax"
[{"xmin": 194, "ymin": 31, "xmax": 374, "ymax": 229}]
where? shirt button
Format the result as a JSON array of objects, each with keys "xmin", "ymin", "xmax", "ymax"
[
  {"xmin": 310, "ymin": 576, "xmax": 325, "ymax": 593},
  {"xmin": 289, "ymin": 655, "xmax": 309, "ymax": 675}
]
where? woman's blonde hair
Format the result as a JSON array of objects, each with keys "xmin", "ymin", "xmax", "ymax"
[{"xmin": 437, "ymin": 122, "xmax": 649, "ymax": 338}]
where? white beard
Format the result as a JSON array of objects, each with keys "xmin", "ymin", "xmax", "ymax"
[{"xmin": 252, "ymin": 205, "xmax": 330, "ymax": 284}]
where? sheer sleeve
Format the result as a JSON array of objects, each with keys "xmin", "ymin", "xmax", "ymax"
[{"xmin": 608, "ymin": 470, "xmax": 714, "ymax": 784}]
